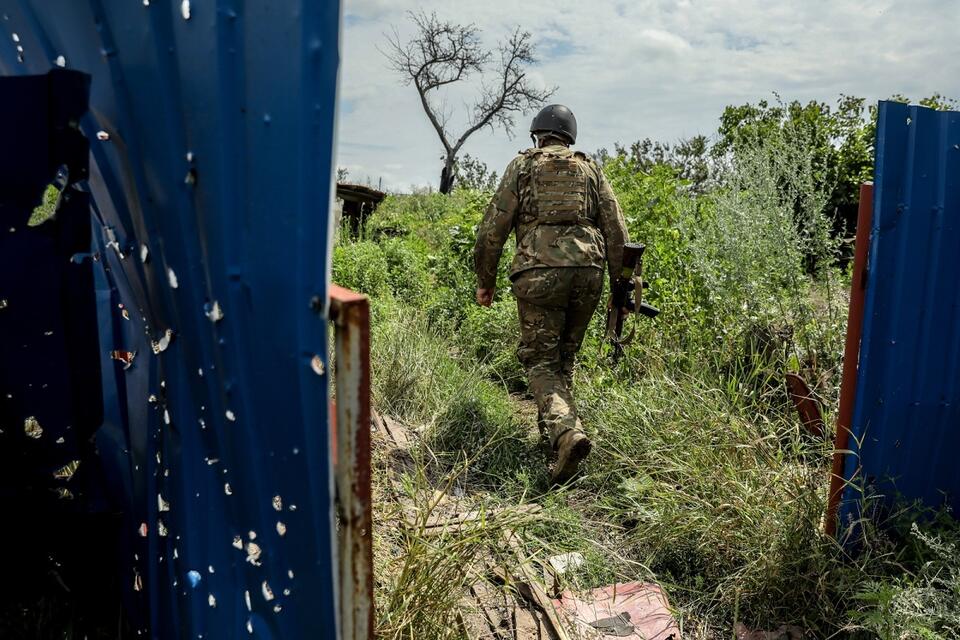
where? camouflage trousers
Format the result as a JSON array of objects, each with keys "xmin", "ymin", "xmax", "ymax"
[{"xmin": 511, "ymin": 266, "xmax": 604, "ymax": 448}]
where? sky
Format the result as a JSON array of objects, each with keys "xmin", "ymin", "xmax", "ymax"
[{"xmin": 336, "ymin": 0, "xmax": 960, "ymax": 191}]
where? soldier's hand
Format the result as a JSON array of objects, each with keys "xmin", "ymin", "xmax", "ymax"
[{"xmin": 476, "ymin": 287, "xmax": 495, "ymax": 307}]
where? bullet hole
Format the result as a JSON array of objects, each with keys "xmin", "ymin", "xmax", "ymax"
[
  {"xmin": 224, "ymin": 483, "xmax": 232, "ymax": 496},
  {"xmin": 55, "ymin": 487, "xmax": 74, "ymax": 500},
  {"xmin": 310, "ymin": 355, "xmax": 325, "ymax": 375},
  {"xmin": 225, "ymin": 410, "xmax": 236, "ymax": 422},
  {"xmin": 134, "ymin": 574, "xmax": 143, "ymax": 592},
  {"xmin": 140, "ymin": 244, "xmax": 149, "ymax": 263},
  {"xmin": 287, "ymin": 569, "xmax": 294, "ymax": 579},
  {"xmin": 244, "ymin": 590, "xmax": 252, "ymax": 611},
  {"xmin": 52, "ymin": 460, "xmax": 80, "ymax": 480},
  {"xmin": 152, "ymin": 329, "xmax": 174, "ymax": 354},
  {"xmin": 158, "ymin": 520, "xmax": 168, "ymax": 536},
  {"xmin": 276, "ymin": 521, "xmax": 287, "ymax": 536},
  {"xmin": 208, "ymin": 594, "xmax": 216, "ymax": 607},
  {"xmin": 232, "ymin": 535, "xmax": 243, "ymax": 549},
  {"xmin": 248, "ymin": 530, "xmax": 257, "ymax": 540},
  {"xmin": 204, "ymin": 300, "xmax": 224, "ymax": 322},
  {"xmin": 180, "ymin": 0, "xmax": 191, "ymax": 20},
  {"xmin": 158, "ymin": 494, "xmax": 170, "ymax": 511},
  {"xmin": 187, "ymin": 570, "xmax": 201, "ymax": 588},
  {"xmin": 167, "ymin": 267, "xmax": 179, "ymax": 289},
  {"xmin": 245, "ymin": 542, "xmax": 262, "ymax": 566},
  {"xmin": 24, "ymin": 416, "xmax": 42, "ymax": 439},
  {"xmin": 272, "ymin": 495, "xmax": 283, "ymax": 511},
  {"xmin": 96, "ymin": 130, "xmax": 110, "ymax": 140},
  {"xmin": 54, "ymin": 55, "xmax": 65, "ymax": 67},
  {"xmin": 261, "ymin": 580, "xmax": 274, "ymax": 601}
]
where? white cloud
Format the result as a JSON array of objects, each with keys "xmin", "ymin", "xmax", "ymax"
[
  {"xmin": 637, "ymin": 29, "xmax": 692, "ymax": 56},
  {"xmin": 337, "ymin": 0, "xmax": 960, "ymax": 191}
]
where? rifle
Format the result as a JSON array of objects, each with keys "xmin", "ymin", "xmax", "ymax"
[{"xmin": 605, "ymin": 242, "xmax": 659, "ymax": 361}]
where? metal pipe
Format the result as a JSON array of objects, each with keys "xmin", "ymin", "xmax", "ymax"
[{"xmin": 330, "ymin": 285, "xmax": 374, "ymax": 639}]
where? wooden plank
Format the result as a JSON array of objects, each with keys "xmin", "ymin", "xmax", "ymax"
[
  {"xmin": 500, "ymin": 531, "xmax": 572, "ymax": 640},
  {"xmin": 418, "ymin": 504, "xmax": 542, "ymax": 536},
  {"xmin": 377, "ymin": 413, "xmax": 412, "ymax": 449}
]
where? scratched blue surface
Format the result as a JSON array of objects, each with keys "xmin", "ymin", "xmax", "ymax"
[
  {"xmin": 840, "ymin": 101, "xmax": 960, "ymax": 534},
  {"xmin": 0, "ymin": 2, "xmax": 342, "ymax": 637}
]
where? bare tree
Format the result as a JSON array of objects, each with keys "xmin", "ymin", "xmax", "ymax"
[{"xmin": 383, "ymin": 11, "xmax": 556, "ymax": 194}]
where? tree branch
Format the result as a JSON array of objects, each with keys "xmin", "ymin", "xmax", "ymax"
[{"xmin": 381, "ymin": 14, "xmax": 556, "ymax": 192}]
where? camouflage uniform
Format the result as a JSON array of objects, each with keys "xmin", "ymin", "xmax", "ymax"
[{"xmin": 473, "ymin": 144, "xmax": 628, "ymax": 447}]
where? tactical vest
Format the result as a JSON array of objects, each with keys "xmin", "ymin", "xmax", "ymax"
[{"xmin": 521, "ymin": 148, "xmax": 595, "ymax": 229}]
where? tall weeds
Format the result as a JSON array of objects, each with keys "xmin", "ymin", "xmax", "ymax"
[{"xmin": 334, "ymin": 125, "xmax": 958, "ymax": 637}]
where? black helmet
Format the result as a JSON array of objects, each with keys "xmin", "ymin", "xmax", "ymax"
[{"xmin": 530, "ymin": 104, "xmax": 577, "ymax": 145}]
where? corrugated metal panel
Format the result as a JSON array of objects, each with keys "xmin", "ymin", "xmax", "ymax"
[
  {"xmin": 840, "ymin": 101, "xmax": 960, "ymax": 532},
  {"xmin": 0, "ymin": 2, "xmax": 342, "ymax": 638}
]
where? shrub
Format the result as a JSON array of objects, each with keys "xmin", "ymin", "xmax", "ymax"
[
  {"xmin": 380, "ymin": 237, "xmax": 431, "ymax": 299},
  {"xmin": 332, "ymin": 241, "xmax": 390, "ymax": 297}
]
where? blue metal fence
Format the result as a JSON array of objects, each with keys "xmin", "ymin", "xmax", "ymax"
[
  {"xmin": 841, "ymin": 101, "xmax": 960, "ymax": 532},
  {"xmin": 0, "ymin": 2, "xmax": 342, "ymax": 637}
]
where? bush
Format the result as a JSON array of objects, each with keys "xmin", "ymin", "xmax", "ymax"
[
  {"xmin": 852, "ymin": 520, "xmax": 960, "ymax": 639},
  {"xmin": 332, "ymin": 241, "xmax": 390, "ymax": 297},
  {"xmin": 380, "ymin": 237, "xmax": 431, "ymax": 299}
]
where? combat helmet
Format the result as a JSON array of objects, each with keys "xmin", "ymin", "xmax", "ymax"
[{"xmin": 530, "ymin": 104, "xmax": 577, "ymax": 145}]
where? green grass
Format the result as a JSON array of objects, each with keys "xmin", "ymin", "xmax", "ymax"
[{"xmin": 345, "ymin": 134, "xmax": 960, "ymax": 638}]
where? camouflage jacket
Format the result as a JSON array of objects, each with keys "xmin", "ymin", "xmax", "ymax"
[{"xmin": 473, "ymin": 144, "xmax": 629, "ymax": 290}]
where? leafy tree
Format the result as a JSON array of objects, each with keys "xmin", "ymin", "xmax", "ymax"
[
  {"xmin": 715, "ymin": 93, "xmax": 957, "ymax": 237},
  {"xmin": 453, "ymin": 153, "xmax": 498, "ymax": 192},
  {"xmin": 596, "ymin": 135, "xmax": 712, "ymax": 194},
  {"xmin": 383, "ymin": 11, "xmax": 555, "ymax": 194},
  {"xmin": 716, "ymin": 96, "xmax": 873, "ymax": 238}
]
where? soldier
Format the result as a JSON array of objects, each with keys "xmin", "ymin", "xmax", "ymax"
[{"xmin": 473, "ymin": 104, "xmax": 629, "ymax": 483}]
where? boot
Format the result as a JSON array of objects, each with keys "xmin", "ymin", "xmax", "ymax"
[{"xmin": 551, "ymin": 430, "xmax": 592, "ymax": 485}]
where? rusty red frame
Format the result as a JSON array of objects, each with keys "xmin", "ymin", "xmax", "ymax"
[{"xmin": 329, "ymin": 284, "xmax": 373, "ymax": 639}]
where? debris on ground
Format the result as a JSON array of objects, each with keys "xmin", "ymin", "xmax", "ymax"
[
  {"xmin": 372, "ymin": 411, "xmax": 683, "ymax": 639},
  {"xmin": 553, "ymin": 582, "xmax": 680, "ymax": 639}
]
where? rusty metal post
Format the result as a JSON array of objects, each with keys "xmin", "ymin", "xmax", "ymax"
[
  {"xmin": 826, "ymin": 183, "xmax": 873, "ymax": 537},
  {"xmin": 329, "ymin": 284, "xmax": 374, "ymax": 639}
]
